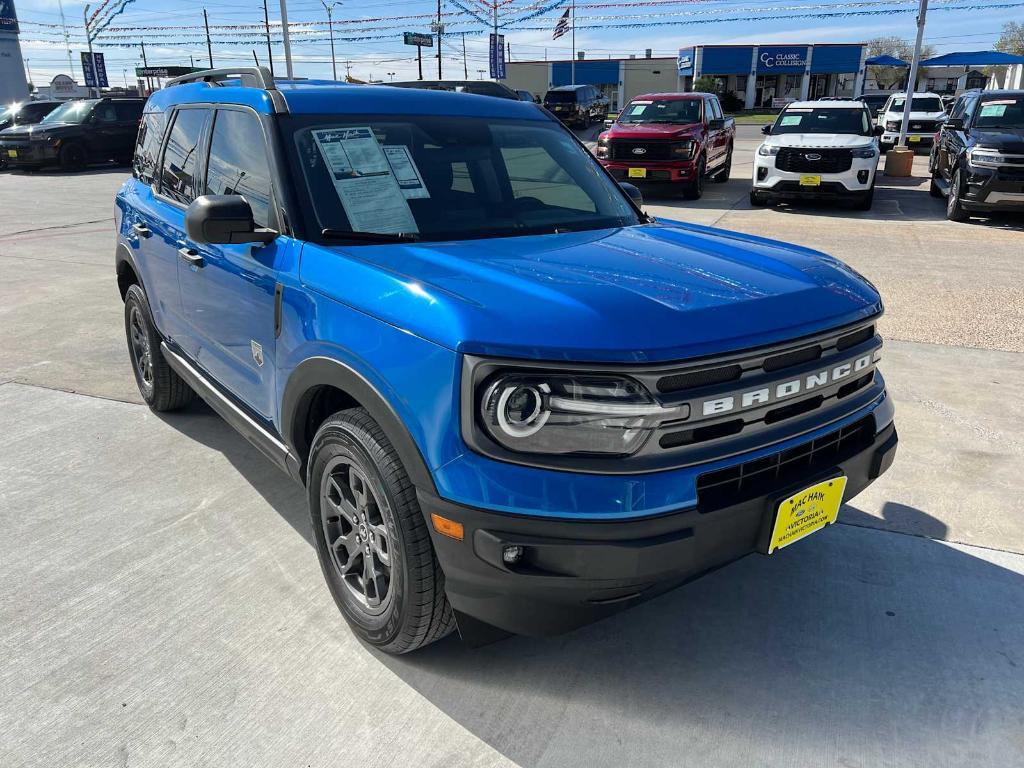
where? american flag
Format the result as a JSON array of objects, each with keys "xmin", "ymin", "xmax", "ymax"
[{"xmin": 552, "ymin": 8, "xmax": 570, "ymax": 39}]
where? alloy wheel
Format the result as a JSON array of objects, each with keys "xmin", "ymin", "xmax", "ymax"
[{"xmin": 128, "ymin": 306, "xmax": 153, "ymax": 391}]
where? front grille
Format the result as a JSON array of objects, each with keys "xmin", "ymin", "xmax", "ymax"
[
  {"xmin": 908, "ymin": 120, "xmax": 938, "ymax": 132},
  {"xmin": 776, "ymin": 147, "xmax": 853, "ymax": 174},
  {"xmin": 837, "ymin": 324, "xmax": 874, "ymax": 351},
  {"xmin": 610, "ymin": 140, "xmax": 678, "ymax": 161},
  {"xmin": 658, "ymin": 364, "xmax": 741, "ymax": 393},
  {"xmin": 695, "ymin": 415, "xmax": 875, "ymax": 513}
]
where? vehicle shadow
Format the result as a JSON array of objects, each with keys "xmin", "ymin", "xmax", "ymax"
[{"xmin": 155, "ymin": 401, "xmax": 1024, "ymax": 766}]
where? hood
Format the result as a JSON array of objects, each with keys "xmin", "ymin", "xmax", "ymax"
[
  {"xmin": 605, "ymin": 121, "xmax": 701, "ymax": 140},
  {"xmin": 764, "ymin": 134, "xmax": 876, "ymax": 149},
  {"xmin": 299, "ymin": 222, "xmax": 881, "ymax": 363},
  {"xmin": 972, "ymin": 128, "xmax": 1024, "ymax": 154},
  {"xmin": 0, "ymin": 122, "xmax": 76, "ymax": 140},
  {"xmin": 883, "ymin": 109, "xmax": 946, "ymax": 121}
]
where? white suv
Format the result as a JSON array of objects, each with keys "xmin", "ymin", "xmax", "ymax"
[
  {"xmin": 751, "ymin": 100, "xmax": 883, "ymax": 210},
  {"xmin": 878, "ymin": 92, "xmax": 947, "ymax": 151}
]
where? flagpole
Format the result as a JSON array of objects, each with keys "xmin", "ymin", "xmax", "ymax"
[{"xmin": 570, "ymin": 0, "xmax": 575, "ymax": 86}]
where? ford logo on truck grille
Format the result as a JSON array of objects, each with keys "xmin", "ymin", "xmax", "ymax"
[
  {"xmin": 805, "ymin": 153, "xmax": 822, "ymax": 161},
  {"xmin": 632, "ymin": 147, "xmax": 647, "ymax": 155}
]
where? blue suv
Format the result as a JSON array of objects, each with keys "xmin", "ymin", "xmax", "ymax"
[{"xmin": 115, "ymin": 68, "xmax": 897, "ymax": 653}]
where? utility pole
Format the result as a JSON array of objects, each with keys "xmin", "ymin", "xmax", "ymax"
[
  {"xmin": 492, "ymin": 0, "xmax": 498, "ymax": 80},
  {"xmin": 897, "ymin": 0, "xmax": 928, "ymax": 147},
  {"xmin": 141, "ymin": 39, "xmax": 149, "ymax": 95},
  {"xmin": 203, "ymin": 9, "xmax": 214, "ymax": 68},
  {"xmin": 462, "ymin": 32, "xmax": 468, "ymax": 79},
  {"xmin": 57, "ymin": 0, "xmax": 74, "ymax": 78},
  {"xmin": 253, "ymin": 49, "xmax": 260, "ymax": 67},
  {"xmin": 417, "ymin": 44, "xmax": 423, "ymax": 80},
  {"xmin": 83, "ymin": 5, "xmax": 96, "ymax": 97},
  {"xmin": 571, "ymin": 0, "xmax": 576, "ymax": 85},
  {"xmin": 279, "ymin": 0, "xmax": 294, "ymax": 78},
  {"xmin": 321, "ymin": 1, "xmax": 339, "ymax": 81},
  {"xmin": 435, "ymin": 0, "xmax": 442, "ymax": 79},
  {"xmin": 262, "ymin": 0, "xmax": 275, "ymax": 76}
]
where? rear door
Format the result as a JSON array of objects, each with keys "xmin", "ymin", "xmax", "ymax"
[
  {"xmin": 706, "ymin": 97, "xmax": 727, "ymax": 169},
  {"xmin": 176, "ymin": 106, "xmax": 286, "ymax": 420},
  {"xmin": 112, "ymin": 101, "xmax": 145, "ymax": 161}
]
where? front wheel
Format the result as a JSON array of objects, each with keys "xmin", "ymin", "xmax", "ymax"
[
  {"xmin": 749, "ymin": 189, "xmax": 768, "ymax": 206},
  {"xmin": 308, "ymin": 408, "xmax": 455, "ymax": 654},
  {"xmin": 929, "ymin": 171, "xmax": 944, "ymax": 198},
  {"xmin": 946, "ymin": 167, "xmax": 970, "ymax": 222},
  {"xmin": 683, "ymin": 156, "xmax": 706, "ymax": 200},
  {"xmin": 853, "ymin": 186, "xmax": 874, "ymax": 211},
  {"xmin": 58, "ymin": 142, "xmax": 86, "ymax": 172}
]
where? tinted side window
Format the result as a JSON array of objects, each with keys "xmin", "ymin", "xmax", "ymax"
[
  {"xmin": 159, "ymin": 109, "xmax": 209, "ymax": 206},
  {"xmin": 134, "ymin": 112, "xmax": 166, "ymax": 184},
  {"xmin": 711, "ymin": 98, "xmax": 724, "ymax": 120},
  {"xmin": 94, "ymin": 103, "xmax": 118, "ymax": 123},
  {"xmin": 205, "ymin": 109, "xmax": 275, "ymax": 229},
  {"xmin": 115, "ymin": 102, "xmax": 144, "ymax": 122}
]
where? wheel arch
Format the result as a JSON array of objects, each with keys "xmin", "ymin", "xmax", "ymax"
[
  {"xmin": 281, "ymin": 356, "xmax": 437, "ymax": 493},
  {"xmin": 115, "ymin": 242, "xmax": 143, "ymax": 301}
]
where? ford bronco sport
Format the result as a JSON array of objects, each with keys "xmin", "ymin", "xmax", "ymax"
[{"xmin": 115, "ymin": 68, "xmax": 897, "ymax": 653}]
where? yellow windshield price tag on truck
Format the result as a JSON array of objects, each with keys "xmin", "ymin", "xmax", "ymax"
[{"xmin": 769, "ymin": 476, "xmax": 847, "ymax": 554}]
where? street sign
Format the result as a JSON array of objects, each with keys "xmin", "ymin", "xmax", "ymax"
[
  {"xmin": 489, "ymin": 33, "xmax": 506, "ymax": 80},
  {"xmin": 93, "ymin": 52, "xmax": 109, "ymax": 88},
  {"xmin": 81, "ymin": 52, "xmax": 96, "ymax": 88},
  {"xmin": 403, "ymin": 32, "xmax": 433, "ymax": 47}
]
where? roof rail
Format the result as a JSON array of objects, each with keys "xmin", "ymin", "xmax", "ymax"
[{"xmin": 166, "ymin": 67, "xmax": 275, "ymax": 90}]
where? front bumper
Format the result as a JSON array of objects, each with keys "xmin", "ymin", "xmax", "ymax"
[
  {"xmin": 960, "ymin": 163, "xmax": 1024, "ymax": 211},
  {"xmin": 0, "ymin": 140, "xmax": 59, "ymax": 167},
  {"xmin": 753, "ymin": 157, "xmax": 876, "ymax": 195},
  {"xmin": 600, "ymin": 159, "xmax": 698, "ymax": 183},
  {"xmin": 881, "ymin": 132, "xmax": 933, "ymax": 148},
  {"xmin": 425, "ymin": 410, "xmax": 897, "ymax": 639}
]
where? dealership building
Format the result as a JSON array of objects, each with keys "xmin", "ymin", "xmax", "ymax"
[{"xmin": 503, "ymin": 42, "xmax": 868, "ymax": 111}]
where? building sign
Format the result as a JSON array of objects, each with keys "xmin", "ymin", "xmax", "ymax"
[
  {"xmin": 0, "ymin": 0, "xmax": 19, "ymax": 32},
  {"xmin": 677, "ymin": 47, "xmax": 694, "ymax": 76},
  {"xmin": 489, "ymin": 33, "xmax": 506, "ymax": 80},
  {"xmin": 135, "ymin": 66, "xmax": 201, "ymax": 78},
  {"xmin": 403, "ymin": 32, "xmax": 433, "ymax": 47},
  {"xmin": 51, "ymin": 74, "xmax": 77, "ymax": 95},
  {"xmin": 758, "ymin": 46, "xmax": 809, "ymax": 73}
]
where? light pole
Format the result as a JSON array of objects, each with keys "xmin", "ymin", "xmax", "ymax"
[
  {"xmin": 279, "ymin": 0, "xmax": 294, "ymax": 78},
  {"xmin": 122, "ymin": 68, "xmax": 128, "ymax": 89},
  {"xmin": 321, "ymin": 0, "xmax": 341, "ymax": 81},
  {"xmin": 477, "ymin": 68, "xmax": 485, "ymax": 80},
  {"xmin": 387, "ymin": 72, "xmax": 396, "ymax": 81}
]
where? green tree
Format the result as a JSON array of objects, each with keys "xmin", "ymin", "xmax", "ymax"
[
  {"xmin": 692, "ymin": 75, "xmax": 721, "ymax": 94},
  {"xmin": 866, "ymin": 36, "xmax": 936, "ymax": 90},
  {"xmin": 995, "ymin": 21, "xmax": 1024, "ymax": 56}
]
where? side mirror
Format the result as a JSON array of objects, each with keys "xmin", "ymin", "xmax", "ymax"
[
  {"xmin": 873, "ymin": 125, "xmax": 885, "ymax": 136},
  {"xmin": 185, "ymin": 195, "xmax": 277, "ymax": 245},
  {"xmin": 619, "ymin": 181, "xmax": 643, "ymax": 206},
  {"xmin": 944, "ymin": 117, "xmax": 965, "ymax": 131},
  {"xmin": 761, "ymin": 124, "xmax": 772, "ymax": 135}
]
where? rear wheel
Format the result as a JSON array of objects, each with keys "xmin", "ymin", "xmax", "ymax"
[
  {"xmin": 123, "ymin": 284, "xmax": 195, "ymax": 411},
  {"xmin": 308, "ymin": 408, "xmax": 455, "ymax": 654},
  {"xmin": 946, "ymin": 167, "xmax": 970, "ymax": 222},
  {"xmin": 711, "ymin": 148, "xmax": 732, "ymax": 183}
]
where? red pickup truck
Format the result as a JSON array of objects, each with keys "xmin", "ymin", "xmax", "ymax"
[{"xmin": 596, "ymin": 92, "xmax": 735, "ymax": 199}]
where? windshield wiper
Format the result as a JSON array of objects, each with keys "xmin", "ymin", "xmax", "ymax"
[{"xmin": 321, "ymin": 228, "xmax": 420, "ymax": 244}]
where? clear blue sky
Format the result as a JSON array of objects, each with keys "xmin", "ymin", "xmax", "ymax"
[{"xmin": 11, "ymin": 0, "xmax": 1020, "ymax": 87}]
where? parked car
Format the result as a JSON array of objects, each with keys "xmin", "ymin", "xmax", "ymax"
[
  {"xmin": 389, "ymin": 80, "xmax": 521, "ymax": 101},
  {"xmin": 115, "ymin": 67, "xmax": 896, "ymax": 654},
  {"xmin": 595, "ymin": 92, "xmax": 734, "ymax": 199},
  {"xmin": 543, "ymin": 84, "xmax": 609, "ymax": 127},
  {"xmin": 857, "ymin": 92, "xmax": 890, "ymax": 120},
  {"xmin": 515, "ymin": 89, "xmax": 540, "ymax": 103},
  {"xmin": 929, "ymin": 89, "xmax": 1024, "ymax": 221},
  {"xmin": 0, "ymin": 97, "xmax": 144, "ymax": 171},
  {"xmin": 878, "ymin": 92, "xmax": 946, "ymax": 151},
  {"xmin": 751, "ymin": 99, "xmax": 883, "ymax": 210},
  {"xmin": 0, "ymin": 100, "xmax": 62, "ymax": 169}
]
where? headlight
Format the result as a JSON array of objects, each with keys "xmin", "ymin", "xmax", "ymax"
[
  {"xmin": 478, "ymin": 371, "xmax": 685, "ymax": 457},
  {"xmin": 885, "ymin": 120, "xmax": 900, "ymax": 131},
  {"xmin": 596, "ymin": 135, "xmax": 609, "ymax": 158},
  {"xmin": 757, "ymin": 144, "xmax": 779, "ymax": 157},
  {"xmin": 671, "ymin": 140, "xmax": 695, "ymax": 159},
  {"xmin": 967, "ymin": 148, "xmax": 1009, "ymax": 167},
  {"xmin": 851, "ymin": 145, "xmax": 878, "ymax": 159}
]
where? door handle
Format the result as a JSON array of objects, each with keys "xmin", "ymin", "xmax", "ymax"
[
  {"xmin": 178, "ymin": 247, "xmax": 204, "ymax": 268},
  {"xmin": 132, "ymin": 223, "xmax": 151, "ymax": 238}
]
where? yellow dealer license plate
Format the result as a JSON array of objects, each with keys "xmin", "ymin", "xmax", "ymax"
[
  {"xmin": 628, "ymin": 167, "xmax": 647, "ymax": 179},
  {"xmin": 799, "ymin": 174, "xmax": 821, "ymax": 186},
  {"xmin": 768, "ymin": 476, "xmax": 847, "ymax": 554},
  {"xmin": 6, "ymin": 150, "xmax": 16, "ymax": 158},
  {"xmin": 909, "ymin": 135, "xmax": 921, "ymax": 143}
]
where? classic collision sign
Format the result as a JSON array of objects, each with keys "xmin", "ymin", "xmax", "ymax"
[{"xmin": 758, "ymin": 46, "xmax": 809, "ymax": 72}]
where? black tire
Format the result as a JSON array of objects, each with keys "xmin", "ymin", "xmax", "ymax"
[
  {"xmin": 683, "ymin": 156, "xmax": 706, "ymax": 200},
  {"xmin": 123, "ymin": 284, "xmax": 195, "ymax": 411},
  {"xmin": 879, "ymin": 142, "xmax": 892, "ymax": 154},
  {"xmin": 946, "ymin": 167, "xmax": 970, "ymax": 222},
  {"xmin": 711, "ymin": 148, "xmax": 732, "ymax": 183},
  {"xmin": 308, "ymin": 408, "xmax": 455, "ymax": 654},
  {"xmin": 58, "ymin": 142, "xmax": 87, "ymax": 172},
  {"xmin": 749, "ymin": 189, "xmax": 768, "ymax": 206},
  {"xmin": 853, "ymin": 186, "xmax": 874, "ymax": 211},
  {"xmin": 929, "ymin": 171, "xmax": 944, "ymax": 198}
]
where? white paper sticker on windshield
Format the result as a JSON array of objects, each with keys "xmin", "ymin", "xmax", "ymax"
[
  {"xmin": 312, "ymin": 128, "xmax": 418, "ymax": 235},
  {"xmin": 384, "ymin": 145, "xmax": 430, "ymax": 199},
  {"xmin": 780, "ymin": 115, "xmax": 803, "ymax": 126},
  {"xmin": 628, "ymin": 103, "xmax": 650, "ymax": 115},
  {"xmin": 979, "ymin": 104, "xmax": 1008, "ymax": 118}
]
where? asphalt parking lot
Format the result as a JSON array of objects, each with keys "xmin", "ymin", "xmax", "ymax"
[{"xmin": 2, "ymin": 125, "xmax": 1023, "ymax": 767}]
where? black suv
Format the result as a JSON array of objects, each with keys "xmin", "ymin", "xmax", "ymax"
[
  {"xmin": 930, "ymin": 90, "xmax": 1024, "ymax": 221},
  {"xmin": 543, "ymin": 85, "xmax": 609, "ymax": 127},
  {"xmin": 0, "ymin": 97, "xmax": 144, "ymax": 171}
]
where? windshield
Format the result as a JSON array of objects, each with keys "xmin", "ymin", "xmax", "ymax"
[
  {"xmin": 772, "ymin": 107, "xmax": 870, "ymax": 135},
  {"xmin": 974, "ymin": 96, "xmax": 1024, "ymax": 129},
  {"xmin": 619, "ymin": 98, "xmax": 701, "ymax": 124},
  {"xmin": 544, "ymin": 91, "xmax": 577, "ymax": 104},
  {"xmin": 888, "ymin": 97, "xmax": 943, "ymax": 113},
  {"xmin": 288, "ymin": 115, "xmax": 639, "ymax": 243},
  {"xmin": 41, "ymin": 100, "xmax": 97, "ymax": 124}
]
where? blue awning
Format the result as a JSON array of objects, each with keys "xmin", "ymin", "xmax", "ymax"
[
  {"xmin": 865, "ymin": 55, "xmax": 909, "ymax": 67},
  {"xmin": 919, "ymin": 50, "xmax": 1024, "ymax": 67}
]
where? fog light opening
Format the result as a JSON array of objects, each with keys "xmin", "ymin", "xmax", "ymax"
[{"xmin": 502, "ymin": 545, "xmax": 524, "ymax": 565}]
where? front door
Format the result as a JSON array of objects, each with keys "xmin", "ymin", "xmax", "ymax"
[{"xmin": 177, "ymin": 107, "xmax": 284, "ymax": 421}]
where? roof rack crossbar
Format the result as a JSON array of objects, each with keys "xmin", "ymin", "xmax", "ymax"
[{"xmin": 166, "ymin": 67, "xmax": 276, "ymax": 90}]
